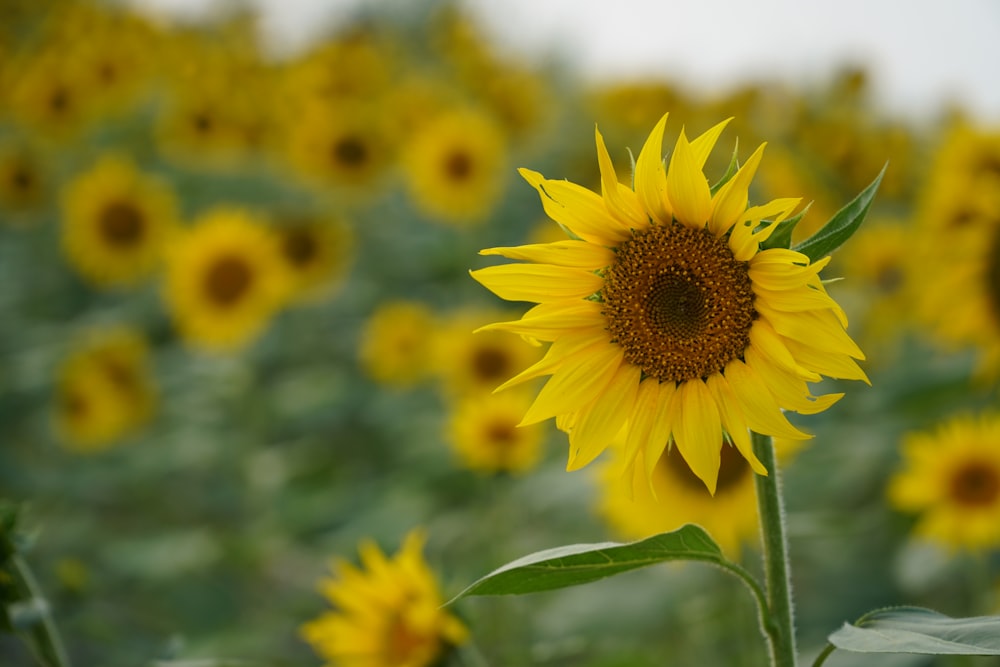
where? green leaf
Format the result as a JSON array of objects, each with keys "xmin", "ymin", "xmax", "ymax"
[
  {"xmin": 792, "ymin": 163, "xmax": 887, "ymax": 262},
  {"xmin": 710, "ymin": 139, "xmax": 740, "ymax": 195},
  {"xmin": 828, "ymin": 606, "xmax": 1000, "ymax": 656},
  {"xmin": 447, "ymin": 525, "xmax": 759, "ymax": 603},
  {"xmin": 760, "ymin": 202, "xmax": 812, "ymax": 251}
]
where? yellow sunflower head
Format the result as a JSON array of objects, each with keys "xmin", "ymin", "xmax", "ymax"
[
  {"xmin": 471, "ymin": 114, "xmax": 867, "ymax": 493},
  {"xmin": 164, "ymin": 208, "xmax": 290, "ymax": 351},
  {"xmin": 0, "ymin": 143, "xmax": 46, "ymax": 218},
  {"xmin": 403, "ymin": 107, "xmax": 507, "ymax": 225},
  {"xmin": 61, "ymin": 154, "xmax": 179, "ymax": 288},
  {"xmin": 446, "ymin": 390, "xmax": 545, "ymax": 476},
  {"xmin": 273, "ymin": 213, "xmax": 354, "ymax": 304},
  {"xmin": 359, "ymin": 300, "xmax": 436, "ymax": 388},
  {"xmin": 888, "ymin": 412, "xmax": 1000, "ymax": 552},
  {"xmin": 5, "ymin": 45, "xmax": 96, "ymax": 141},
  {"xmin": 54, "ymin": 328, "xmax": 156, "ymax": 452},
  {"xmin": 301, "ymin": 528, "xmax": 469, "ymax": 667}
]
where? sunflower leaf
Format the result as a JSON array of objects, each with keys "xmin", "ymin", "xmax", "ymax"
[
  {"xmin": 709, "ymin": 139, "xmax": 740, "ymax": 195},
  {"xmin": 446, "ymin": 525, "xmax": 761, "ymax": 604},
  {"xmin": 791, "ymin": 163, "xmax": 886, "ymax": 261},
  {"xmin": 826, "ymin": 606, "xmax": 1000, "ymax": 656},
  {"xmin": 760, "ymin": 202, "xmax": 812, "ymax": 251}
]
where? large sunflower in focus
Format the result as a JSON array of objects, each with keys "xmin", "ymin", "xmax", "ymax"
[{"xmin": 472, "ymin": 115, "xmax": 866, "ymax": 493}]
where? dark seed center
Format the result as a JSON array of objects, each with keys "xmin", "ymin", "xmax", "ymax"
[
  {"xmin": 472, "ymin": 346, "xmax": 510, "ymax": 382},
  {"xmin": 205, "ymin": 255, "xmax": 253, "ymax": 306},
  {"xmin": 445, "ymin": 151, "xmax": 473, "ymax": 181},
  {"xmin": 332, "ymin": 137, "xmax": 368, "ymax": 167},
  {"xmin": 950, "ymin": 461, "xmax": 1000, "ymax": 507},
  {"xmin": 282, "ymin": 228, "xmax": 318, "ymax": 267},
  {"xmin": 99, "ymin": 201, "xmax": 145, "ymax": 247}
]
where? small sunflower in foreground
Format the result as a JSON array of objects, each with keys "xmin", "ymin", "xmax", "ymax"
[
  {"xmin": 471, "ymin": 114, "xmax": 867, "ymax": 493},
  {"xmin": 274, "ymin": 214, "xmax": 354, "ymax": 303},
  {"xmin": 596, "ymin": 437, "xmax": 803, "ymax": 558},
  {"xmin": 54, "ymin": 328, "xmax": 156, "ymax": 452},
  {"xmin": 164, "ymin": 209, "xmax": 289, "ymax": 351},
  {"xmin": 403, "ymin": 107, "xmax": 507, "ymax": 225},
  {"xmin": 300, "ymin": 529, "xmax": 468, "ymax": 667},
  {"xmin": 359, "ymin": 300, "xmax": 436, "ymax": 388},
  {"xmin": 61, "ymin": 154, "xmax": 178, "ymax": 287},
  {"xmin": 888, "ymin": 412, "xmax": 1000, "ymax": 552},
  {"xmin": 447, "ymin": 390, "xmax": 545, "ymax": 475}
]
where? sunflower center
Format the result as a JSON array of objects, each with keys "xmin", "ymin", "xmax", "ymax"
[
  {"xmin": 192, "ymin": 112, "xmax": 214, "ymax": 135},
  {"xmin": 486, "ymin": 419, "xmax": 517, "ymax": 447},
  {"xmin": 98, "ymin": 201, "xmax": 145, "ymax": 247},
  {"xmin": 949, "ymin": 460, "xmax": 1000, "ymax": 507},
  {"xmin": 49, "ymin": 87, "xmax": 70, "ymax": 114},
  {"xmin": 205, "ymin": 255, "xmax": 253, "ymax": 306},
  {"xmin": 445, "ymin": 151, "xmax": 473, "ymax": 181},
  {"xmin": 281, "ymin": 228, "xmax": 318, "ymax": 267},
  {"xmin": 472, "ymin": 345, "xmax": 510, "ymax": 382},
  {"xmin": 332, "ymin": 136, "xmax": 368, "ymax": 167},
  {"xmin": 660, "ymin": 442, "xmax": 749, "ymax": 494},
  {"xmin": 603, "ymin": 224, "xmax": 756, "ymax": 382}
]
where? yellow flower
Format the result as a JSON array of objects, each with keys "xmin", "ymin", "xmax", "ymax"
[
  {"xmin": 596, "ymin": 437, "xmax": 802, "ymax": 558},
  {"xmin": 4, "ymin": 46, "xmax": 95, "ymax": 140},
  {"xmin": 61, "ymin": 154, "xmax": 178, "ymax": 287},
  {"xmin": 433, "ymin": 308, "xmax": 543, "ymax": 399},
  {"xmin": 273, "ymin": 214, "xmax": 354, "ymax": 304},
  {"xmin": 54, "ymin": 328, "xmax": 156, "ymax": 452},
  {"xmin": 447, "ymin": 390, "xmax": 545, "ymax": 475},
  {"xmin": 359, "ymin": 301, "xmax": 435, "ymax": 388},
  {"xmin": 472, "ymin": 114, "xmax": 867, "ymax": 493},
  {"xmin": 0, "ymin": 143, "xmax": 46, "ymax": 218},
  {"xmin": 301, "ymin": 529, "xmax": 468, "ymax": 667},
  {"xmin": 403, "ymin": 107, "xmax": 507, "ymax": 225},
  {"xmin": 164, "ymin": 209, "xmax": 289, "ymax": 351},
  {"xmin": 888, "ymin": 412, "xmax": 1000, "ymax": 552}
]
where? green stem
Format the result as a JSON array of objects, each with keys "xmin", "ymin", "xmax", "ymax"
[
  {"xmin": 810, "ymin": 643, "xmax": 836, "ymax": 667},
  {"xmin": 752, "ymin": 431, "xmax": 798, "ymax": 667},
  {"xmin": 10, "ymin": 554, "xmax": 71, "ymax": 667}
]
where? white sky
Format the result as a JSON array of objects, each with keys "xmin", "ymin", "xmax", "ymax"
[{"xmin": 134, "ymin": 0, "xmax": 1000, "ymax": 122}]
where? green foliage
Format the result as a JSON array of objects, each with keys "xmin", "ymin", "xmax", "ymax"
[{"xmin": 827, "ymin": 607, "xmax": 1000, "ymax": 657}]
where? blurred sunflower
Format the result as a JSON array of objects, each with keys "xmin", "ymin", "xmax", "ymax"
[
  {"xmin": 5, "ymin": 47, "xmax": 94, "ymax": 140},
  {"xmin": 403, "ymin": 107, "xmax": 507, "ymax": 225},
  {"xmin": 446, "ymin": 390, "xmax": 545, "ymax": 475},
  {"xmin": 433, "ymin": 308, "xmax": 543, "ymax": 399},
  {"xmin": 164, "ymin": 209, "xmax": 289, "ymax": 351},
  {"xmin": 472, "ymin": 114, "xmax": 867, "ymax": 493},
  {"xmin": 274, "ymin": 214, "xmax": 354, "ymax": 303},
  {"xmin": 928, "ymin": 122, "xmax": 1000, "ymax": 190},
  {"xmin": 54, "ymin": 328, "xmax": 156, "ymax": 452},
  {"xmin": 888, "ymin": 412, "xmax": 1000, "ymax": 552},
  {"xmin": 301, "ymin": 528, "xmax": 468, "ymax": 667},
  {"xmin": 359, "ymin": 301, "xmax": 435, "ymax": 388},
  {"xmin": 596, "ymin": 437, "xmax": 804, "ymax": 558},
  {"xmin": 0, "ymin": 144, "xmax": 45, "ymax": 217},
  {"xmin": 61, "ymin": 154, "xmax": 178, "ymax": 287}
]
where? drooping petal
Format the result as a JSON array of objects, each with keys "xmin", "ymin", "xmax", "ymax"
[
  {"xmin": 744, "ymin": 346, "xmax": 844, "ymax": 416},
  {"xmin": 755, "ymin": 301, "xmax": 865, "ymax": 359},
  {"xmin": 470, "ymin": 264, "xmax": 604, "ymax": 302},
  {"xmin": 783, "ymin": 336, "xmax": 871, "ymax": 384},
  {"xmin": 567, "ymin": 363, "xmax": 642, "ymax": 470},
  {"xmin": 480, "ymin": 240, "xmax": 615, "ymax": 269},
  {"xmin": 595, "ymin": 126, "xmax": 648, "ymax": 228},
  {"xmin": 752, "ymin": 283, "xmax": 849, "ymax": 328},
  {"xmin": 723, "ymin": 358, "xmax": 812, "ymax": 440},
  {"xmin": 621, "ymin": 376, "xmax": 663, "ymax": 477},
  {"xmin": 749, "ymin": 319, "xmax": 822, "ymax": 382},
  {"xmin": 709, "ymin": 142, "xmax": 766, "ymax": 236},
  {"xmin": 519, "ymin": 168, "xmax": 631, "ymax": 244},
  {"xmin": 634, "ymin": 113, "xmax": 672, "ymax": 224},
  {"xmin": 672, "ymin": 378, "xmax": 723, "ymax": 494},
  {"xmin": 520, "ymin": 342, "xmax": 623, "ymax": 425},
  {"xmin": 666, "ymin": 129, "xmax": 712, "ymax": 227},
  {"xmin": 643, "ymin": 380, "xmax": 677, "ymax": 483},
  {"xmin": 705, "ymin": 372, "xmax": 766, "ymax": 475}
]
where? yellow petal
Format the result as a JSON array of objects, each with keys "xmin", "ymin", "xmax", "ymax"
[
  {"xmin": 729, "ymin": 197, "xmax": 802, "ymax": 261},
  {"xmin": 477, "ymin": 301, "xmax": 606, "ymax": 342},
  {"xmin": 689, "ymin": 117, "xmax": 733, "ymax": 169},
  {"xmin": 705, "ymin": 372, "xmax": 766, "ymax": 475},
  {"xmin": 519, "ymin": 168, "xmax": 631, "ymax": 245},
  {"xmin": 723, "ymin": 358, "xmax": 812, "ymax": 440},
  {"xmin": 755, "ymin": 301, "xmax": 865, "ymax": 359},
  {"xmin": 621, "ymin": 376, "xmax": 663, "ymax": 476},
  {"xmin": 470, "ymin": 264, "xmax": 604, "ymax": 303},
  {"xmin": 595, "ymin": 126, "xmax": 648, "ymax": 228},
  {"xmin": 494, "ymin": 332, "xmax": 606, "ymax": 391},
  {"xmin": 752, "ymin": 283, "xmax": 848, "ymax": 328},
  {"xmin": 480, "ymin": 240, "xmax": 615, "ymax": 269},
  {"xmin": 634, "ymin": 113, "xmax": 672, "ymax": 224},
  {"xmin": 643, "ymin": 380, "xmax": 676, "ymax": 483},
  {"xmin": 744, "ymin": 346, "xmax": 843, "ymax": 416},
  {"xmin": 671, "ymin": 378, "xmax": 722, "ymax": 494},
  {"xmin": 709, "ymin": 142, "xmax": 765, "ymax": 236},
  {"xmin": 566, "ymin": 363, "xmax": 641, "ymax": 470},
  {"xmin": 520, "ymin": 342, "xmax": 623, "ymax": 425},
  {"xmin": 666, "ymin": 129, "xmax": 712, "ymax": 227},
  {"xmin": 783, "ymin": 336, "xmax": 871, "ymax": 384},
  {"xmin": 749, "ymin": 319, "xmax": 822, "ymax": 382}
]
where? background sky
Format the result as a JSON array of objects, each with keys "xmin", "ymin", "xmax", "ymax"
[{"xmin": 133, "ymin": 0, "xmax": 1000, "ymax": 122}]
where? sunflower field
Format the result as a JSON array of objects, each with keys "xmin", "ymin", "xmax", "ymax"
[{"xmin": 2, "ymin": 1, "xmax": 1000, "ymax": 666}]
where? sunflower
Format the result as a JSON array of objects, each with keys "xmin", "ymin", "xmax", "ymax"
[
  {"xmin": 446, "ymin": 390, "xmax": 545, "ymax": 475},
  {"xmin": 888, "ymin": 412, "xmax": 1000, "ymax": 552},
  {"xmin": 54, "ymin": 328, "xmax": 156, "ymax": 452},
  {"xmin": 164, "ymin": 209, "xmax": 289, "ymax": 351},
  {"xmin": 0, "ymin": 144, "xmax": 45, "ymax": 217},
  {"xmin": 596, "ymin": 437, "xmax": 803, "ymax": 558},
  {"xmin": 300, "ymin": 529, "xmax": 468, "ymax": 667},
  {"xmin": 273, "ymin": 214, "xmax": 354, "ymax": 303},
  {"xmin": 359, "ymin": 301, "xmax": 436, "ymax": 388},
  {"xmin": 61, "ymin": 154, "xmax": 178, "ymax": 287},
  {"xmin": 403, "ymin": 107, "xmax": 507, "ymax": 225},
  {"xmin": 471, "ymin": 114, "xmax": 867, "ymax": 493},
  {"xmin": 4, "ymin": 46, "xmax": 95, "ymax": 140},
  {"xmin": 433, "ymin": 308, "xmax": 543, "ymax": 399}
]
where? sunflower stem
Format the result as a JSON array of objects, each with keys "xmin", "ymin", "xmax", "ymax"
[{"xmin": 752, "ymin": 431, "xmax": 798, "ymax": 667}]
